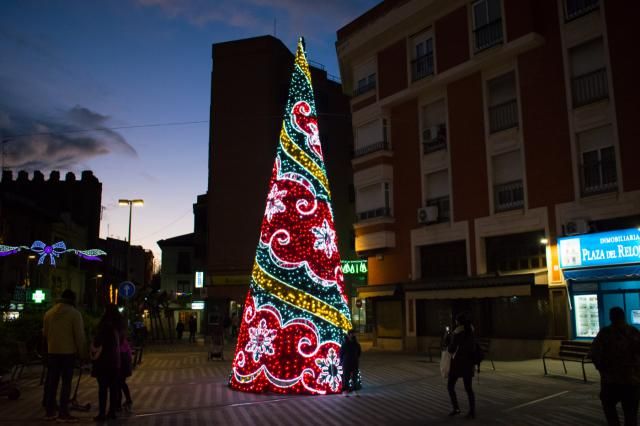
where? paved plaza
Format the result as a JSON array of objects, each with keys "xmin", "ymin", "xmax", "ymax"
[{"xmin": 0, "ymin": 341, "xmax": 612, "ymax": 425}]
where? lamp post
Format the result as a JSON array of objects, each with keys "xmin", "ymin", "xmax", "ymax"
[
  {"xmin": 92, "ymin": 274, "xmax": 103, "ymax": 309},
  {"xmin": 25, "ymin": 255, "xmax": 36, "ymax": 287},
  {"xmin": 118, "ymin": 199, "xmax": 143, "ymax": 283}
]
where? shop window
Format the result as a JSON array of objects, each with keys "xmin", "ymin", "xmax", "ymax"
[
  {"xmin": 486, "ymin": 231, "xmax": 546, "ymax": 273},
  {"xmin": 420, "ymin": 240, "xmax": 467, "ymax": 279},
  {"xmin": 573, "ymin": 294, "xmax": 600, "ymax": 337}
]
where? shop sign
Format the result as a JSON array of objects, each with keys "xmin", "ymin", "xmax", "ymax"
[
  {"xmin": 195, "ymin": 271, "xmax": 204, "ymax": 288},
  {"xmin": 341, "ymin": 260, "xmax": 368, "ymax": 276},
  {"xmin": 192, "ymin": 301, "xmax": 205, "ymax": 310},
  {"xmin": 26, "ymin": 288, "xmax": 50, "ymax": 305},
  {"xmin": 558, "ymin": 228, "xmax": 640, "ymax": 269}
]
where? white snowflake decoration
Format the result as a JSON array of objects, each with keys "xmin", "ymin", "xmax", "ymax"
[
  {"xmin": 311, "ymin": 219, "xmax": 338, "ymax": 258},
  {"xmin": 245, "ymin": 319, "xmax": 277, "ymax": 362},
  {"xmin": 265, "ymin": 184, "xmax": 287, "ymax": 222},
  {"xmin": 315, "ymin": 348, "xmax": 343, "ymax": 391}
]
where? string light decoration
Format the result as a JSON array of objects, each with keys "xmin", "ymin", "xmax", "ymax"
[
  {"xmin": 0, "ymin": 241, "xmax": 107, "ymax": 265},
  {"xmin": 229, "ymin": 37, "xmax": 353, "ymax": 395}
]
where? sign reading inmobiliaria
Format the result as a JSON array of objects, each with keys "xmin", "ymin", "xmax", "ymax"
[{"xmin": 558, "ymin": 228, "xmax": 640, "ymax": 269}]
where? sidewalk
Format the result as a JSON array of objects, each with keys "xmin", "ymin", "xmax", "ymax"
[{"xmin": 0, "ymin": 344, "xmax": 610, "ymax": 425}]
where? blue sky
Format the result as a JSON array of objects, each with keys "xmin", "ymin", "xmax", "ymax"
[{"xmin": 0, "ymin": 0, "xmax": 378, "ymax": 263}]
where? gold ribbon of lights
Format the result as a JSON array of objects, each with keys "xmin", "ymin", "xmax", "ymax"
[
  {"xmin": 280, "ymin": 126, "xmax": 330, "ymax": 196},
  {"xmin": 294, "ymin": 39, "xmax": 312, "ymax": 84},
  {"xmin": 252, "ymin": 262, "xmax": 351, "ymax": 332}
]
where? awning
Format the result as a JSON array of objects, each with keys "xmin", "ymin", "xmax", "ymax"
[
  {"xmin": 562, "ymin": 265, "xmax": 640, "ymax": 282},
  {"xmin": 357, "ymin": 285, "xmax": 397, "ymax": 299},
  {"xmin": 406, "ymin": 284, "xmax": 531, "ymax": 300}
]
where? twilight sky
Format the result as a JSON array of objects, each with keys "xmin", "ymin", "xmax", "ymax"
[{"xmin": 0, "ymin": 0, "xmax": 378, "ymax": 264}]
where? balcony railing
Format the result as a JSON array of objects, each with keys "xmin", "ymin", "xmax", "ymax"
[
  {"xmin": 474, "ymin": 19, "xmax": 503, "ymax": 52},
  {"xmin": 572, "ymin": 68, "xmax": 608, "ymax": 107},
  {"xmin": 489, "ymin": 99, "xmax": 518, "ymax": 133},
  {"xmin": 357, "ymin": 207, "xmax": 392, "ymax": 221},
  {"xmin": 426, "ymin": 196, "xmax": 450, "ymax": 223},
  {"xmin": 580, "ymin": 160, "xmax": 617, "ymax": 196},
  {"xmin": 354, "ymin": 81, "xmax": 376, "ymax": 97},
  {"xmin": 353, "ymin": 140, "xmax": 389, "ymax": 158},
  {"xmin": 494, "ymin": 180, "xmax": 524, "ymax": 212},
  {"xmin": 422, "ymin": 124, "xmax": 447, "ymax": 154},
  {"xmin": 565, "ymin": 0, "xmax": 599, "ymax": 21},
  {"xmin": 411, "ymin": 53, "xmax": 434, "ymax": 82}
]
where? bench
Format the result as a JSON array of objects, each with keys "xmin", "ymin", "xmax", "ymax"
[
  {"xmin": 427, "ymin": 337, "xmax": 495, "ymax": 371},
  {"xmin": 542, "ymin": 340, "xmax": 592, "ymax": 382}
]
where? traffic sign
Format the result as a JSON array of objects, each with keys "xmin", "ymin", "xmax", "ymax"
[{"xmin": 119, "ymin": 281, "xmax": 136, "ymax": 299}]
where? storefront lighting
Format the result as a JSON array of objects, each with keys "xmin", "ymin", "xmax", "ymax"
[{"xmin": 540, "ymin": 238, "xmax": 549, "ymax": 245}]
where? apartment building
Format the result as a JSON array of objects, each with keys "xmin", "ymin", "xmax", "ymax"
[{"xmin": 336, "ymin": 0, "xmax": 639, "ymax": 355}]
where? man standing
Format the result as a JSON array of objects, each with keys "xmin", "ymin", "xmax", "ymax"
[
  {"xmin": 339, "ymin": 329, "xmax": 361, "ymax": 396},
  {"xmin": 591, "ymin": 307, "xmax": 640, "ymax": 426},
  {"xmin": 188, "ymin": 315, "xmax": 197, "ymax": 343},
  {"xmin": 43, "ymin": 289, "xmax": 85, "ymax": 423}
]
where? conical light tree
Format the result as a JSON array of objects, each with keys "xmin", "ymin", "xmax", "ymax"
[{"xmin": 229, "ymin": 38, "xmax": 352, "ymax": 395}]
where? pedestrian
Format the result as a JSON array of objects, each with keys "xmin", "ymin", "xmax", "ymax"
[
  {"xmin": 116, "ymin": 326, "xmax": 134, "ymax": 413},
  {"xmin": 447, "ymin": 313, "xmax": 476, "ymax": 419},
  {"xmin": 591, "ymin": 307, "xmax": 640, "ymax": 426},
  {"xmin": 42, "ymin": 289, "xmax": 85, "ymax": 423},
  {"xmin": 90, "ymin": 304, "xmax": 122, "ymax": 422},
  {"xmin": 176, "ymin": 321, "xmax": 185, "ymax": 340},
  {"xmin": 339, "ymin": 329, "xmax": 361, "ymax": 396},
  {"xmin": 189, "ymin": 315, "xmax": 197, "ymax": 343}
]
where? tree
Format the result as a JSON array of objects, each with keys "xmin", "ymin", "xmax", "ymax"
[{"xmin": 229, "ymin": 38, "xmax": 352, "ymax": 395}]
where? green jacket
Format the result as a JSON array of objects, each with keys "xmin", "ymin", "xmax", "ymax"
[
  {"xmin": 43, "ymin": 302, "xmax": 85, "ymax": 356},
  {"xmin": 591, "ymin": 323, "xmax": 640, "ymax": 385}
]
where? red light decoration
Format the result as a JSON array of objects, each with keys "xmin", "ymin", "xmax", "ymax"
[{"xmin": 229, "ymin": 37, "xmax": 352, "ymax": 395}]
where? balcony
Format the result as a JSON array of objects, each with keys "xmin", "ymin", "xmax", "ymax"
[
  {"xmin": 580, "ymin": 160, "xmax": 617, "ymax": 196},
  {"xmin": 411, "ymin": 53, "xmax": 434, "ymax": 82},
  {"xmin": 422, "ymin": 124, "xmax": 447, "ymax": 154},
  {"xmin": 494, "ymin": 180, "xmax": 524, "ymax": 212},
  {"xmin": 572, "ymin": 68, "xmax": 608, "ymax": 107},
  {"xmin": 357, "ymin": 207, "xmax": 391, "ymax": 221},
  {"xmin": 353, "ymin": 141, "xmax": 389, "ymax": 159},
  {"xmin": 426, "ymin": 196, "xmax": 450, "ymax": 223},
  {"xmin": 565, "ymin": 0, "xmax": 599, "ymax": 21},
  {"xmin": 474, "ymin": 19, "xmax": 503, "ymax": 52},
  {"xmin": 489, "ymin": 99, "xmax": 518, "ymax": 133},
  {"xmin": 353, "ymin": 81, "xmax": 376, "ymax": 97}
]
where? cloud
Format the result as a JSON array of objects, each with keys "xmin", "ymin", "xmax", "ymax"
[{"xmin": 0, "ymin": 104, "xmax": 137, "ymax": 171}]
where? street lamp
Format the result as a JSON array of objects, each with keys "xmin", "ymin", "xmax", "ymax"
[
  {"xmin": 118, "ymin": 199, "xmax": 144, "ymax": 244},
  {"xmin": 25, "ymin": 255, "xmax": 36, "ymax": 287},
  {"xmin": 92, "ymin": 274, "xmax": 103, "ymax": 309}
]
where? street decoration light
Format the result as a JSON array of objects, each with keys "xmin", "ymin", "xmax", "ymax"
[{"xmin": 0, "ymin": 240, "xmax": 106, "ymax": 265}]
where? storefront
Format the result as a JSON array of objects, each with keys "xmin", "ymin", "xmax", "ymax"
[{"xmin": 558, "ymin": 228, "xmax": 640, "ymax": 339}]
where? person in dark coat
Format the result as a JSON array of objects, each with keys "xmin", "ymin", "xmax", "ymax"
[
  {"xmin": 176, "ymin": 321, "xmax": 185, "ymax": 340},
  {"xmin": 90, "ymin": 305, "xmax": 122, "ymax": 421},
  {"xmin": 188, "ymin": 315, "xmax": 197, "ymax": 343},
  {"xmin": 339, "ymin": 329, "xmax": 361, "ymax": 396},
  {"xmin": 591, "ymin": 307, "xmax": 640, "ymax": 426},
  {"xmin": 447, "ymin": 313, "xmax": 476, "ymax": 419}
]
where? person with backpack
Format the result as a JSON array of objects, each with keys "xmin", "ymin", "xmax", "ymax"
[
  {"xmin": 591, "ymin": 307, "xmax": 640, "ymax": 426},
  {"xmin": 446, "ymin": 313, "xmax": 477, "ymax": 419}
]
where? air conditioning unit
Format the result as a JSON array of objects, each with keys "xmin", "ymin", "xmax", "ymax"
[
  {"xmin": 418, "ymin": 206, "xmax": 438, "ymax": 224},
  {"xmin": 565, "ymin": 219, "xmax": 589, "ymax": 236}
]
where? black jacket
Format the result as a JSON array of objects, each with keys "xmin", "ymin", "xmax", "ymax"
[
  {"xmin": 91, "ymin": 324, "xmax": 120, "ymax": 378},
  {"xmin": 340, "ymin": 337, "xmax": 361, "ymax": 371},
  {"xmin": 447, "ymin": 326, "xmax": 475, "ymax": 379}
]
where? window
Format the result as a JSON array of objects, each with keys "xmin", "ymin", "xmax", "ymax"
[
  {"xmin": 570, "ymin": 38, "xmax": 608, "ymax": 107},
  {"xmin": 425, "ymin": 170, "xmax": 450, "ymax": 223},
  {"xmin": 177, "ymin": 251, "xmax": 191, "ymax": 274},
  {"xmin": 411, "ymin": 32, "xmax": 434, "ymax": 81},
  {"xmin": 353, "ymin": 60, "xmax": 376, "ymax": 96},
  {"xmin": 578, "ymin": 125, "xmax": 617, "ymax": 196},
  {"xmin": 177, "ymin": 280, "xmax": 192, "ymax": 295},
  {"xmin": 493, "ymin": 150, "xmax": 524, "ymax": 212},
  {"xmin": 565, "ymin": 0, "xmax": 599, "ymax": 21},
  {"xmin": 356, "ymin": 182, "xmax": 392, "ymax": 220},
  {"xmin": 421, "ymin": 100, "xmax": 447, "ymax": 153},
  {"xmin": 420, "ymin": 240, "xmax": 467, "ymax": 279},
  {"xmin": 472, "ymin": 0, "xmax": 503, "ymax": 51},
  {"xmin": 354, "ymin": 119, "xmax": 388, "ymax": 158},
  {"xmin": 486, "ymin": 231, "xmax": 546, "ymax": 273},
  {"xmin": 487, "ymin": 72, "xmax": 518, "ymax": 133}
]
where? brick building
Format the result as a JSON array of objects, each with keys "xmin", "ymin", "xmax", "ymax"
[
  {"xmin": 337, "ymin": 0, "xmax": 640, "ymax": 355},
  {"xmin": 207, "ymin": 36, "xmax": 355, "ymax": 324}
]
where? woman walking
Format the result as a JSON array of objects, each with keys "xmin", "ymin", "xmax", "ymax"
[
  {"xmin": 90, "ymin": 305, "xmax": 122, "ymax": 421},
  {"xmin": 447, "ymin": 313, "xmax": 476, "ymax": 419},
  {"xmin": 116, "ymin": 326, "xmax": 133, "ymax": 413}
]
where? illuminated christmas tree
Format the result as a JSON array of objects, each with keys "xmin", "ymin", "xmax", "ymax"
[{"xmin": 229, "ymin": 38, "xmax": 352, "ymax": 395}]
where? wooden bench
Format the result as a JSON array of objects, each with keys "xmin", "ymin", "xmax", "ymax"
[
  {"xmin": 542, "ymin": 340, "xmax": 592, "ymax": 382},
  {"xmin": 428, "ymin": 337, "xmax": 495, "ymax": 371}
]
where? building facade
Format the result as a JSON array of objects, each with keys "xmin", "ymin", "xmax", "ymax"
[
  {"xmin": 206, "ymin": 36, "xmax": 356, "ymax": 326},
  {"xmin": 337, "ymin": 0, "xmax": 639, "ymax": 355}
]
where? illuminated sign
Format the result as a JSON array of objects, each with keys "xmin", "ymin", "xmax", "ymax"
[
  {"xmin": 192, "ymin": 301, "xmax": 205, "ymax": 310},
  {"xmin": 32, "ymin": 289, "xmax": 46, "ymax": 303},
  {"xmin": 195, "ymin": 271, "xmax": 204, "ymax": 288},
  {"xmin": 27, "ymin": 288, "xmax": 50, "ymax": 304},
  {"xmin": 341, "ymin": 260, "xmax": 368, "ymax": 275},
  {"xmin": 558, "ymin": 228, "xmax": 640, "ymax": 269}
]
